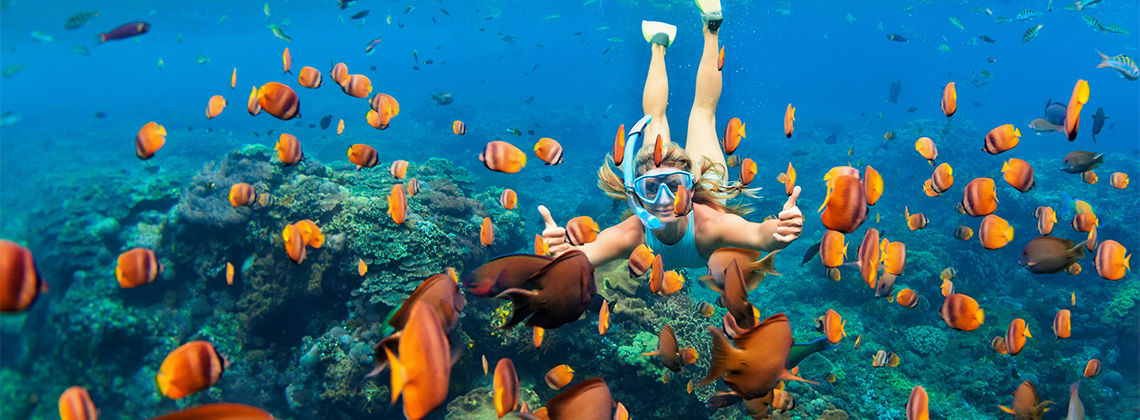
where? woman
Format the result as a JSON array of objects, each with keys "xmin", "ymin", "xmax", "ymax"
[{"xmin": 538, "ymin": 0, "xmax": 803, "ymax": 270}]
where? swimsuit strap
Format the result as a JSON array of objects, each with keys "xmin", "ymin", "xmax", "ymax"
[{"xmin": 644, "ymin": 211, "xmax": 705, "ymax": 269}]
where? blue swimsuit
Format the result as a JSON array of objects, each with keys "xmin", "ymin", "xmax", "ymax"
[{"xmin": 643, "ymin": 211, "xmax": 706, "ymax": 270}]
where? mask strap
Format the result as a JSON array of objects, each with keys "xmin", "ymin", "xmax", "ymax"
[{"xmin": 623, "ymin": 114, "xmax": 661, "ymax": 229}]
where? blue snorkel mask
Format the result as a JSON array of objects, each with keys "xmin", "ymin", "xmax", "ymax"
[{"xmin": 622, "ymin": 114, "xmax": 694, "ymax": 229}]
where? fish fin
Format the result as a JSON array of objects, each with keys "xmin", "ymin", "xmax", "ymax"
[
  {"xmin": 740, "ymin": 123, "xmax": 746, "ymax": 138},
  {"xmin": 1069, "ymin": 242, "xmax": 1087, "ymax": 260},
  {"xmin": 1126, "ymin": 254, "xmax": 1132, "ymax": 271},
  {"xmin": 779, "ymin": 368, "xmax": 819, "ymax": 385},
  {"xmin": 904, "ymin": 206, "xmax": 910, "ymax": 220},
  {"xmin": 705, "ymin": 390, "xmax": 744, "ymax": 408},
  {"xmin": 696, "ymin": 326, "xmax": 735, "ymax": 388},
  {"xmin": 384, "ymin": 346, "xmax": 405, "ymax": 404},
  {"xmin": 495, "ymin": 288, "xmax": 540, "ymax": 329},
  {"xmin": 999, "ymin": 405, "xmax": 1014, "ymax": 414},
  {"xmin": 1001, "ymin": 160, "xmax": 1009, "ymax": 173},
  {"xmin": 976, "ymin": 308, "xmax": 985, "ymax": 324},
  {"xmin": 802, "ymin": 242, "xmax": 821, "ymax": 265},
  {"xmin": 701, "ymin": 276, "xmax": 724, "ymax": 294},
  {"xmin": 641, "ymin": 350, "xmax": 660, "ymax": 357},
  {"xmin": 755, "ymin": 250, "xmax": 781, "ymax": 275},
  {"xmin": 155, "ymin": 372, "xmax": 172, "ymax": 397}
]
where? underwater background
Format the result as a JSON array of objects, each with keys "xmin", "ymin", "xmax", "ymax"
[{"xmin": 1, "ymin": 0, "xmax": 1138, "ymax": 418}]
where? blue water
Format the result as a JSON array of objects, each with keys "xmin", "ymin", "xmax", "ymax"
[{"xmin": 1, "ymin": 0, "xmax": 1138, "ymax": 419}]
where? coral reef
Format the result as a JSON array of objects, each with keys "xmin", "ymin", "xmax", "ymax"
[{"xmin": 904, "ymin": 325, "xmax": 947, "ymax": 355}]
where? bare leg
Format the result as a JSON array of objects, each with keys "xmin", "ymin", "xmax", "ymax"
[
  {"xmin": 685, "ymin": 27, "xmax": 725, "ymax": 170},
  {"xmin": 643, "ymin": 43, "xmax": 670, "ymax": 144}
]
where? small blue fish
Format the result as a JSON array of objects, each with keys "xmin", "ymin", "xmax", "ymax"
[
  {"xmin": 1096, "ymin": 51, "xmax": 1139, "ymax": 81},
  {"xmin": 1015, "ymin": 9, "xmax": 1039, "ymax": 21}
]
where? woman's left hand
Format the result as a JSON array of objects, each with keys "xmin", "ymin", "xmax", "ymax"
[{"xmin": 773, "ymin": 186, "xmax": 803, "ymax": 243}]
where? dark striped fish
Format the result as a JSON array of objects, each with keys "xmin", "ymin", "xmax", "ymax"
[{"xmin": 1021, "ymin": 24, "xmax": 1043, "ymax": 43}]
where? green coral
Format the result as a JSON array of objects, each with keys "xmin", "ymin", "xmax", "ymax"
[
  {"xmin": 904, "ymin": 325, "xmax": 947, "ymax": 355},
  {"xmin": 617, "ymin": 331, "xmax": 666, "ymax": 377},
  {"xmin": 1100, "ymin": 280, "xmax": 1140, "ymax": 325}
]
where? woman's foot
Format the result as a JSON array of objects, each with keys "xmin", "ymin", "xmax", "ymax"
[
  {"xmin": 641, "ymin": 20, "xmax": 677, "ymax": 47},
  {"xmin": 695, "ymin": 0, "xmax": 722, "ymax": 33}
]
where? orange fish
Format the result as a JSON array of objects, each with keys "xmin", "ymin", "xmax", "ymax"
[
  {"xmin": 991, "ymin": 336, "xmax": 1008, "ymax": 355},
  {"xmin": 776, "ymin": 162, "xmax": 796, "ymax": 196},
  {"xmin": 205, "ymin": 95, "xmax": 226, "ymax": 119},
  {"xmin": 493, "ymin": 358, "xmax": 519, "ymax": 418},
  {"xmin": 452, "ymin": 120, "xmax": 466, "ymax": 135},
  {"xmin": 984, "ymin": 124, "xmax": 1021, "ymax": 155},
  {"xmin": 979, "ymin": 215, "xmax": 1014, "ymax": 250},
  {"xmin": 648, "ymin": 254, "xmax": 664, "ymax": 294},
  {"xmin": 1094, "ymin": 239, "xmax": 1130, "ymax": 280},
  {"xmin": 1001, "ymin": 158, "xmax": 1035, "ymax": 192},
  {"xmin": 281, "ymin": 47, "xmax": 291, "ymax": 73},
  {"xmin": 1081, "ymin": 170, "xmax": 1098, "ymax": 184},
  {"xmin": 366, "ymin": 109, "xmax": 390, "ymax": 130},
  {"xmin": 370, "ymin": 93, "xmax": 400, "ymax": 127},
  {"xmin": 1083, "ymin": 359, "xmax": 1100, "ymax": 378},
  {"xmin": 864, "ymin": 165, "xmax": 883, "ymax": 206},
  {"xmin": 784, "ymin": 104, "xmax": 795, "ymax": 138},
  {"xmin": 246, "ymin": 86, "xmax": 261, "ymax": 115},
  {"xmin": 1005, "ymin": 318, "xmax": 1031, "ymax": 356},
  {"xmin": 940, "ymin": 293, "xmax": 984, "ymax": 331},
  {"xmin": 957, "ymin": 178, "xmax": 998, "ymax": 217},
  {"xmin": 534, "ymin": 234, "xmax": 549, "ymax": 256},
  {"xmin": 816, "ymin": 309, "xmax": 847, "ymax": 344},
  {"xmin": 906, "ymin": 386, "xmax": 929, "ymax": 420},
  {"xmin": 941, "ymin": 81, "xmax": 957, "ymax": 117},
  {"xmin": 353, "ymin": 258, "xmax": 366, "ymax": 276},
  {"xmin": 255, "ymin": 82, "xmax": 300, "ymax": 120},
  {"xmin": 499, "ymin": 189, "xmax": 517, "ymax": 210},
  {"xmin": 347, "ymin": 144, "xmax": 378, "ymax": 170},
  {"xmin": 1034, "ymin": 206, "xmax": 1056, "ymax": 235},
  {"xmin": 298, "ymin": 66, "xmax": 322, "ymax": 88},
  {"xmin": 954, "ymin": 226, "xmax": 974, "ymax": 240},
  {"xmin": 534, "ymin": 137, "xmax": 564, "ymax": 165},
  {"xmin": 1065, "ymin": 79, "xmax": 1090, "ymax": 141},
  {"xmin": 660, "ymin": 270, "xmax": 685, "ymax": 295},
  {"xmin": 225, "ymin": 262, "xmax": 234, "ymax": 285},
  {"xmin": 480, "ymin": 217, "xmax": 494, "ymax": 246},
  {"xmin": 723, "ymin": 117, "xmax": 745, "ymax": 154},
  {"xmin": 653, "ymin": 134, "xmax": 664, "ymax": 166},
  {"xmin": 642, "ymin": 324, "xmax": 698, "ymax": 372},
  {"xmin": 228, "ymin": 182, "xmax": 257, "ymax": 207},
  {"xmin": 740, "ymin": 158, "xmax": 757, "ymax": 186},
  {"xmin": 341, "ymin": 74, "xmax": 372, "ymax": 98},
  {"xmin": 999, "ymin": 381, "xmax": 1052, "ymax": 419},
  {"xmin": 853, "ymin": 334, "xmax": 862, "ymax": 349},
  {"xmin": 914, "ymin": 137, "xmax": 937, "ymax": 165},
  {"xmin": 116, "ymin": 247, "xmax": 163, "ymax": 288},
  {"xmin": 565, "ymin": 216, "xmax": 600, "ymax": 246},
  {"xmin": 388, "ymin": 184, "xmax": 407, "ymax": 224},
  {"xmin": 881, "ymin": 239, "xmax": 906, "ymax": 275},
  {"xmin": 923, "ymin": 179, "xmax": 940, "ymax": 197},
  {"xmin": 1086, "ymin": 225, "xmax": 1098, "ymax": 252},
  {"xmin": 872, "ymin": 350, "xmax": 900, "ymax": 367},
  {"xmin": 135, "ymin": 121, "xmax": 167, "ymax": 160},
  {"xmin": 819, "ymin": 230, "xmax": 847, "ymax": 268},
  {"xmin": 294, "ymin": 219, "xmax": 324, "ymax": 248},
  {"xmin": 330, "ymin": 62, "xmax": 349, "ymax": 87},
  {"xmin": 149, "ymin": 403, "xmax": 274, "ymax": 420},
  {"xmin": 479, "ymin": 141, "xmax": 527, "ymax": 173},
  {"xmin": 336, "ymin": 119, "xmax": 345, "ymax": 135},
  {"xmin": 904, "ymin": 206, "xmax": 928, "ymax": 231},
  {"xmin": 857, "ymin": 228, "xmax": 881, "ymax": 288},
  {"xmin": 819, "ymin": 168, "xmax": 868, "ymax": 233},
  {"xmin": 940, "ymin": 279, "xmax": 955, "ymax": 297},
  {"xmin": 275, "ymin": 133, "xmax": 303, "ymax": 166},
  {"xmin": 230, "ymin": 67, "xmax": 236, "ymax": 89},
  {"xmin": 931, "ymin": 163, "xmax": 954, "ymax": 194},
  {"xmin": 697, "ymin": 301, "xmax": 716, "ymax": 317},
  {"xmin": 673, "ymin": 183, "xmax": 691, "ymax": 216},
  {"xmin": 628, "ymin": 244, "xmax": 654, "ymax": 277},
  {"xmin": 533, "ymin": 326, "xmax": 544, "ymax": 348},
  {"xmin": 717, "ymin": 45, "xmax": 725, "ymax": 71},
  {"xmin": 390, "ymin": 160, "xmax": 409, "ymax": 179},
  {"xmin": 384, "ymin": 303, "xmax": 452, "ymax": 420},
  {"xmin": 156, "ymin": 341, "xmax": 228, "ymax": 399},
  {"xmin": 598, "ymin": 300, "xmax": 610, "ymax": 335},
  {"xmin": 544, "ymin": 365, "xmax": 574, "ymax": 390},
  {"xmin": 406, "ymin": 178, "xmax": 421, "ymax": 198},
  {"xmin": 282, "ymin": 224, "xmax": 306, "ymax": 263},
  {"xmin": 1110, "ymin": 172, "xmax": 1129, "ymax": 189},
  {"xmin": 1052, "ymin": 309, "xmax": 1071, "ymax": 338},
  {"xmin": 1071, "ymin": 212, "xmax": 1098, "ymax": 232},
  {"xmin": 58, "ymin": 386, "xmax": 96, "ymax": 420},
  {"xmin": 612, "ymin": 124, "xmax": 625, "ymax": 166},
  {"xmin": 896, "ymin": 289, "xmax": 919, "ymax": 308}
]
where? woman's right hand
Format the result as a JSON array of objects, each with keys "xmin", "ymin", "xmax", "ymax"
[{"xmin": 538, "ymin": 205, "xmax": 574, "ymax": 257}]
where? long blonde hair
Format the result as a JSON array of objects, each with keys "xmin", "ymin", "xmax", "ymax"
[{"xmin": 597, "ymin": 140, "xmax": 758, "ymax": 215}]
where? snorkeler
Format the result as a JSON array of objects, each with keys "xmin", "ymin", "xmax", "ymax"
[{"xmin": 538, "ymin": 0, "xmax": 803, "ymax": 270}]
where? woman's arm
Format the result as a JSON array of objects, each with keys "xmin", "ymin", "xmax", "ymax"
[
  {"xmin": 538, "ymin": 206, "xmax": 644, "ymax": 267},
  {"xmin": 705, "ymin": 186, "xmax": 803, "ymax": 252}
]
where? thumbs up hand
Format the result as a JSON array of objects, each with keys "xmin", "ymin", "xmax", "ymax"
[
  {"xmin": 538, "ymin": 205, "xmax": 574, "ymax": 257},
  {"xmin": 773, "ymin": 186, "xmax": 803, "ymax": 243}
]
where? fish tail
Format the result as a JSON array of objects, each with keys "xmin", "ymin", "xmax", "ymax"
[
  {"xmin": 756, "ymin": 250, "xmax": 780, "ymax": 276},
  {"xmin": 1125, "ymin": 254, "xmax": 1132, "ymax": 271},
  {"xmin": 155, "ymin": 372, "xmax": 172, "ymax": 397},
  {"xmin": 976, "ymin": 308, "xmax": 986, "ymax": 324},
  {"xmin": 384, "ymin": 346, "xmax": 405, "ymax": 404},
  {"xmin": 696, "ymin": 326, "xmax": 734, "ymax": 388},
  {"xmin": 494, "ymin": 288, "xmax": 539, "ymax": 329}
]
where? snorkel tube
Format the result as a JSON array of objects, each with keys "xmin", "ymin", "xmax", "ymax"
[{"xmin": 623, "ymin": 114, "xmax": 663, "ymax": 229}]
